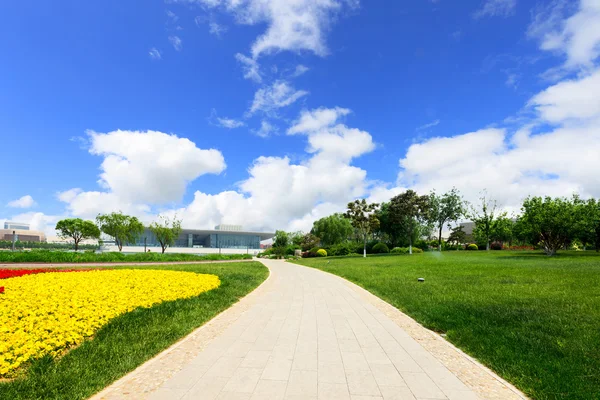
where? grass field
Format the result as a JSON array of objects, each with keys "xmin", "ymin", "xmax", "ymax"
[
  {"xmin": 0, "ymin": 250, "xmax": 252, "ymax": 263},
  {"xmin": 294, "ymin": 251, "xmax": 600, "ymax": 400},
  {"xmin": 0, "ymin": 261, "xmax": 268, "ymax": 400}
]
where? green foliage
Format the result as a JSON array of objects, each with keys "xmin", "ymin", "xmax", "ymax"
[
  {"xmin": 273, "ymin": 230, "xmax": 289, "ymax": 248},
  {"xmin": 388, "ymin": 190, "xmax": 431, "ymax": 254},
  {"xmin": 371, "ymin": 242, "xmax": 390, "ymax": 254},
  {"xmin": 0, "ymin": 262, "xmax": 267, "ymax": 400},
  {"xmin": 447, "ymin": 225, "xmax": 467, "ymax": 248},
  {"xmin": 299, "ymin": 233, "xmax": 321, "ymax": 251},
  {"xmin": 311, "ymin": 214, "xmax": 353, "ymax": 246},
  {"xmin": 96, "ymin": 212, "xmax": 144, "ymax": 252},
  {"xmin": 467, "ymin": 243, "xmax": 479, "ymax": 251},
  {"xmin": 0, "ymin": 240, "xmax": 99, "ymax": 250},
  {"xmin": 288, "ymin": 231, "xmax": 305, "ymax": 247},
  {"xmin": 54, "ymin": 218, "xmax": 101, "ymax": 251},
  {"xmin": 316, "ymin": 249, "xmax": 327, "ymax": 257},
  {"xmin": 344, "ymin": 199, "xmax": 380, "ymax": 257},
  {"xmin": 329, "ymin": 242, "xmax": 355, "ymax": 256},
  {"xmin": 412, "ymin": 247, "xmax": 424, "ymax": 253},
  {"xmin": 293, "ymin": 251, "xmax": 600, "ymax": 399},
  {"xmin": 518, "ymin": 195, "xmax": 580, "ymax": 256},
  {"xmin": 0, "ymin": 250, "xmax": 252, "ymax": 263},
  {"xmin": 469, "ymin": 191, "xmax": 507, "ymax": 251},
  {"xmin": 574, "ymin": 197, "xmax": 600, "ymax": 250},
  {"xmin": 429, "ymin": 188, "xmax": 464, "ymax": 251},
  {"xmin": 148, "ymin": 216, "xmax": 182, "ymax": 254},
  {"xmin": 376, "ymin": 202, "xmax": 405, "ymax": 248},
  {"xmin": 391, "ymin": 247, "xmax": 409, "ymax": 254}
]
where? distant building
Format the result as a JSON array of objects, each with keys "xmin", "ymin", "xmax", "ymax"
[
  {"xmin": 0, "ymin": 222, "xmax": 46, "ymax": 242},
  {"xmin": 133, "ymin": 226, "xmax": 274, "ymax": 250},
  {"xmin": 4, "ymin": 221, "xmax": 30, "ymax": 231}
]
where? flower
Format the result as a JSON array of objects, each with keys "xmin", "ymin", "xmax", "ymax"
[{"xmin": 0, "ymin": 269, "xmax": 220, "ymax": 377}]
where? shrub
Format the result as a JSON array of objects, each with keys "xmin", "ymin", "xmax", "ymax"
[
  {"xmin": 467, "ymin": 243, "xmax": 479, "ymax": 251},
  {"xmin": 412, "ymin": 247, "xmax": 424, "ymax": 253},
  {"xmin": 329, "ymin": 242, "xmax": 354, "ymax": 256},
  {"xmin": 391, "ymin": 247, "xmax": 409, "ymax": 254},
  {"xmin": 490, "ymin": 242, "xmax": 503, "ymax": 250},
  {"xmin": 366, "ymin": 240, "xmax": 380, "ymax": 254},
  {"xmin": 316, "ymin": 249, "xmax": 327, "ymax": 257},
  {"xmin": 414, "ymin": 240, "xmax": 429, "ymax": 252},
  {"xmin": 371, "ymin": 243, "xmax": 390, "ymax": 254}
]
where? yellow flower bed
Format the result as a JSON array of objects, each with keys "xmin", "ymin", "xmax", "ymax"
[{"xmin": 0, "ymin": 269, "xmax": 220, "ymax": 377}]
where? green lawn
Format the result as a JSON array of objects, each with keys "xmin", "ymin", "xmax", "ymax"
[
  {"xmin": 0, "ymin": 261, "xmax": 268, "ymax": 400},
  {"xmin": 0, "ymin": 251, "xmax": 252, "ymax": 263},
  {"xmin": 294, "ymin": 251, "xmax": 600, "ymax": 400}
]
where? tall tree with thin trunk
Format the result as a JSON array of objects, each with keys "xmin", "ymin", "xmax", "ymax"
[
  {"xmin": 96, "ymin": 212, "xmax": 144, "ymax": 252},
  {"xmin": 469, "ymin": 191, "xmax": 505, "ymax": 251},
  {"xmin": 344, "ymin": 199, "xmax": 380, "ymax": 258},
  {"xmin": 55, "ymin": 218, "xmax": 101, "ymax": 251},
  {"xmin": 388, "ymin": 190, "xmax": 430, "ymax": 255},
  {"xmin": 428, "ymin": 188, "xmax": 464, "ymax": 251},
  {"xmin": 148, "ymin": 215, "xmax": 182, "ymax": 254}
]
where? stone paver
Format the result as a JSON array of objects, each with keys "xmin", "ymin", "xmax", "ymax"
[{"xmin": 92, "ymin": 259, "xmax": 527, "ymax": 400}]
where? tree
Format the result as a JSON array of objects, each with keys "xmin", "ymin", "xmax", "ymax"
[
  {"xmin": 344, "ymin": 199, "xmax": 380, "ymax": 258},
  {"xmin": 428, "ymin": 188, "xmax": 464, "ymax": 251},
  {"xmin": 469, "ymin": 191, "xmax": 505, "ymax": 251},
  {"xmin": 148, "ymin": 215, "xmax": 182, "ymax": 254},
  {"xmin": 311, "ymin": 213, "xmax": 353, "ymax": 246},
  {"xmin": 388, "ymin": 190, "xmax": 430, "ymax": 254},
  {"xmin": 272, "ymin": 230, "xmax": 289, "ymax": 258},
  {"xmin": 518, "ymin": 196, "xmax": 578, "ymax": 256},
  {"xmin": 376, "ymin": 202, "xmax": 405, "ymax": 248},
  {"xmin": 55, "ymin": 218, "xmax": 101, "ymax": 251},
  {"xmin": 447, "ymin": 225, "xmax": 467, "ymax": 250},
  {"xmin": 490, "ymin": 215, "xmax": 514, "ymax": 245},
  {"xmin": 574, "ymin": 197, "xmax": 600, "ymax": 251},
  {"xmin": 96, "ymin": 212, "xmax": 144, "ymax": 252},
  {"xmin": 300, "ymin": 233, "xmax": 321, "ymax": 251},
  {"xmin": 289, "ymin": 231, "xmax": 305, "ymax": 247}
]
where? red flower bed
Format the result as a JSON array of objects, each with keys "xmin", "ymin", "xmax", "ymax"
[{"xmin": 0, "ymin": 268, "xmax": 97, "ymax": 280}]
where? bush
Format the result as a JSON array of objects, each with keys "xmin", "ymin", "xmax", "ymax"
[
  {"xmin": 371, "ymin": 243, "xmax": 390, "ymax": 254},
  {"xmin": 391, "ymin": 247, "xmax": 409, "ymax": 254},
  {"xmin": 414, "ymin": 240, "xmax": 429, "ymax": 252},
  {"xmin": 329, "ymin": 242, "xmax": 355, "ymax": 256},
  {"xmin": 412, "ymin": 247, "xmax": 424, "ymax": 253},
  {"xmin": 316, "ymin": 249, "xmax": 327, "ymax": 257},
  {"xmin": 490, "ymin": 242, "xmax": 503, "ymax": 250},
  {"xmin": 467, "ymin": 243, "xmax": 479, "ymax": 251},
  {"xmin": 0, "ymin": 250, "xmax": 252, "ymax": 263},
  {"xmin": 366, "ymin": 240, "xmax": 380, "ymax": 254}
]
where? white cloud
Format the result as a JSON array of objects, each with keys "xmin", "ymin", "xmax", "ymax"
[
  {"xmin": 235, "ymin": 53, "xmax": 262, "ymax": 82},
  {"xmin": 529, "ymin": 68, "xmax": 600, "ymax": 123},
  {"xmin": 7, "ymin": 195, "xmax": 36, "ymax": 209},
  {"xmin": 396, "ymin": 67, "xmax": 600, "ymax": 212},
  {"xmin": 195, "ymin": 0, "xmax": 359, "ymax": 59},
  {"xmin": 254, "ymin": 120, "xmax": 277, "ymax": 137},
  {"xmin": 249, "ymin": 81, "xmax": 309, "ymax": 114},
  {"xmin": 287, "ymin": 107, "xmax": 350, "ymax": 134},
  {"xmin": 76, "ymin": 130, "xmax": 225, "ymax": 205},
  {"xmin": 416, "ymin": 119, "xmax": 440, "ymax": 131},
  {"xmin": 217, "ymin": 117, "xmax": 245, "ymax": 128},
  {"xmin": 149, "ymin": 48, "xmax": 162, "ymax": 60},
  {"xmin": 8, "ymin": 212, "xmax": 63, "ymax": 236},
  {"xmin": 528, "ymin": 0, "xmax": 600, "ymax": 69},
  {"xmin": 169, "ymin": 35, "xmax": 183, "ymax": 51},
  {"xmin": 209, "ymin": 21, "xmax": 228, "ymax": 36},
  {"xmin": 293, "ymin": 65, "xmax": 310, "ymax": 77},
  {"xmin": 473, "ymin": 0, "xmax": 517, "ymax": 19}
]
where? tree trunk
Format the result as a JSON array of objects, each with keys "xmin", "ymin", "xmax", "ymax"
[
  {"xmin": 438, "ymin": 225, "xmax": 443, "ymax": 252},
  {"xmin": 486, "ymin": 240, "xmax": 490, "ymax": 251},
  {"xmin": 409, "ymin": 236, "xmax": 413, "ymax": 255},
  {"xmin": 74, "ymin": 240, "xmax": 79, "ymax": 252},
  {"xmin": 363, "ymin": 233, "xmax": 367, "ymax": 258},
  {"xmin": 161, "ymin": 244, "xmax": 166, "ymax": 254},
  {"xmin": 117, "ymin": 239, "xmax": 123, "ymax": 252}
]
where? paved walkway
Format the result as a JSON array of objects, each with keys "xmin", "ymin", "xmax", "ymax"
[{"xmin": 93, "ymin": 259, "xmax": 526, "ymax": 400}]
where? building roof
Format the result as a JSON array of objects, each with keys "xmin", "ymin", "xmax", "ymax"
[{"xmin": 179, "ymin": 228, "xmax": 275, "ymax": 241}]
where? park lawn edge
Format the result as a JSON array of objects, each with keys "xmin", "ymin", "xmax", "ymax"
[{"xmin": 0, "ymin": 261, "xmax": 269, "ymax": 400}]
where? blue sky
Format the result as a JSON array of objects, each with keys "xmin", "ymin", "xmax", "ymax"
[{"xmin": 2, "ymin": 0, "xmax": 599, "ymax": 234}]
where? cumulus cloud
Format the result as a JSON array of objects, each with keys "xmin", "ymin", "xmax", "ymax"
[
  {"xmin": 249, "ymin": 81, "xmax": 309, "ymax": 114},
  {"xmin": 292, "ymin": 65, "xmax": 310, "ymax": 77},
  {"xmin": 528, "ymin": 0, "xmax": 600, "ymax": 69},
  {"xmin": 8, "ymin": 212, "xmax": 62, "ymax": 236},
  {"xmin": 62, "ymin": 130, "xmax": 226, "ymax": 209},
  {"xmin": 7, "ymin": 195, "xmax": 36, "ymax": 209},
  {"xmin": 254, "ymin": 120, "xmax": 277, "ymax": 137},
  {"xmin": 396, "ymin": 67, "xmax": 600, "ymax": 211},
  {"xmin": 473, "ymin": 0, "xmax": 517, "ymax": 19}
]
